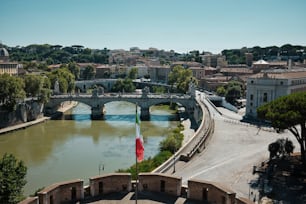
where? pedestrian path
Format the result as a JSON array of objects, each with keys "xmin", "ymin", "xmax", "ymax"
[{"xmin": 0, "ymin": 116, "xmax": 49, "ymax": 135}]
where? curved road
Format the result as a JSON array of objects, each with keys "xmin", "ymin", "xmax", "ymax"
[{"xmin": 169, "ymin": 91, "xmax": 299, "ymax": 201}]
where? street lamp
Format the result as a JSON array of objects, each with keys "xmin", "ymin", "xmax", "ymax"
[
  {"xmin": 99, "ymin": 162, "xmax": 104, "ymax": 175},
  {"xmin": 172, "ymin": 135, "xmax": 177, "ymax": 174}
]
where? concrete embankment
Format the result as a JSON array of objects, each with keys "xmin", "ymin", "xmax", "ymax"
[{"xmin": 0, "ymin": 101, "xmax": 78, "ymax": 135}]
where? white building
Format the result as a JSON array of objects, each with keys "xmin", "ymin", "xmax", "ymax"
[
  {"xmin": 0, "ymin": 48, "xmax": 22, "ymax": 76},
  {"xmin": 245, "ymin": 69, "xmax": 306, "ymax": 118}
]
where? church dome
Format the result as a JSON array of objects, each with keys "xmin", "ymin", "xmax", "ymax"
[{"xmin": 0, "ymin": 48, "xmax": 9, "ymax": 57}]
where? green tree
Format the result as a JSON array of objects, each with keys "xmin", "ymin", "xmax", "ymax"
[
  {"xmin": 168, "ymin": 65, "xmax": 198, "ymax": 93},
  {"xmin": 152, "ymin": 86, "xmax": 166, "ymax": 94},
  {"xmin": 225, "ymin": 85, "xmax": 241, "ymax": 105},
  {"xmin": 82, "ymin": 65, "xmax": 96, "ymax": 80},
  {"xmin": 216, "ymin": 86, "xmax": 226, "ymax": 96},
  {"xmin": 0, "ymin": 153, "xmax": 27, "ymax": 204},
  {"xmin": 257, "ymin": 92, "xmax": 306, "ymax": 164},
  {"xmin": 111, "ymin": 78, "xmax": 136, "ymax": 93},
  {"xmin": 68, "ymin": 62, "xmax": 80, "ymax": 80},
  {"xmin": 128, "ymin": 67, "xmax": 138, "ymax": 79},
  {"xmin": 224, "ymin": 80, "xmax": 243, "ymax": 105},
  {"xmin": 38, "ymin": 76, "xmax": 51, "ymax": 103},
  {"xmin": 0, "ymin": 74, "xmax": 26, "ymax": 111},
  {"xmin": 47, "ymin": 68, "xmax": 75, "ymax": 94},
  {"xmin": 268, "ymin": 138, "xmax": 294, "ymax": 160},
  {"xmin": 24, "ymin": 75, "xmax": 43, "ymax": 97}
]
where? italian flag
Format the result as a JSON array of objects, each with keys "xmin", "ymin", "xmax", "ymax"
[{"xmin": 135, "ymin": 107, "xmax": 144, "ymax": 162}]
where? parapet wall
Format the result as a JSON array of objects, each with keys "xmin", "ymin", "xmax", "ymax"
[{"xmin": 19, "ymin": 173, "xmax": 253, "ymax": 204}]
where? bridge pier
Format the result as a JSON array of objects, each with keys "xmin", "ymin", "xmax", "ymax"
[
  {"xmin": 140, "ymin": 107, "xmax": 150, "ymax": 121},
  {"xmin": 91, "ymin": 105, "xmax": 105, "ymax": 120}
]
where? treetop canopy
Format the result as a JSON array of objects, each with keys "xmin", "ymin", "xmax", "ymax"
[{"xmin": 257, "ymin": 91, "xmax": 306, "ymax": 130}]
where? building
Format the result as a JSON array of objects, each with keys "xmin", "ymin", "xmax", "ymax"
[
  {"xmin": 189, "ymin": 66, "xmax": 205, "ymax": 79},
  {"xmin": 148, "ymin": 65, "xmax": 171, "ymax": 83},
  {"xmin": 252, "ymin": 59, "xmax": 269, "ymax": 73},
  {"xmin": 201, "ymin": 54, "xmax": 227, "ymax": 68},
  {"xmin": 245, "ymin": 53, "xmax": 253, "ymax": 67},
  {"xmin": 245, "ymin": 68, "xmax": 306, "ymax": 118},
  {"xmin": 0, "ymin": 47, "xmax": 22, "ymax": 76}
]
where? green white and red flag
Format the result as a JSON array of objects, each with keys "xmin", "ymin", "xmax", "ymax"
[{"xmin": 135, "ymin": 107, "xmax": 144, "ymax": 162}]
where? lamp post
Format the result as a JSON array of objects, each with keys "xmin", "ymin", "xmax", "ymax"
[
  {"xmin": 99, "ymin": 162, "xmax": 104, "ymax": 175},
  {"xmin": 173, "ymin": 135, "xmax": 177, "ymax": 174},
  {"xmin": 173, "ymin": 153, "xmax": 176, "ymax": 173}
]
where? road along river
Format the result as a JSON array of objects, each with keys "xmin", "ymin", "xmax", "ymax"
[{"xmin": 0, "ymin": 101, "xmax": 179, "ymax": 196}]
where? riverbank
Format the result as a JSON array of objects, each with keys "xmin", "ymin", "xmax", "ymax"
[{"xmin": 0, "ymin": 101, "xmax": 78, "ymax": 135}]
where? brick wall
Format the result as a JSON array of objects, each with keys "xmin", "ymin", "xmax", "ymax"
[
  {"xmin": 37, "ymin": 179, "xmax": 83, "ymax": 204},
  {"xmin": 89, "ymin": 173, "xmax": 131, "ymax": 197},
  {"xmin": 138, "ymin": 173, "xmax": 181, "ymax": 196},
  {"xmin": 188, "ymin": 179, "xmax": 236, "ymax": 204}
]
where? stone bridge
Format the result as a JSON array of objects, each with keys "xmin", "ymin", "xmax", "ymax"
[{"xmin": 46, "ymin": 92, "xmax": 196, "ymax": 120}]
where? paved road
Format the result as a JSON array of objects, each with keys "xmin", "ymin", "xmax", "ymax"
[{"xmin": 170, "ymin": 92, "xmax": 299, "ymax": 201}]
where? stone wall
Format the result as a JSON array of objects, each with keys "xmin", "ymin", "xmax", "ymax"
[
  {"xmin": 20, "ymin": 173, "xmax": 253, "ymax": 204},
  {"xmin": 37, "ymin": 179, "xmax": 83, "ymax": 204},
  {"xmin": 138, "ymin": 173, "xmax": 181, "ymax": 196},
  {"xmin": 89, "ymin": 173, "xmax": 131, "ymax": 197},
  {"xmin": 188, "ymin": 179, "xmax": 236, "ymax": 204},
  {"xmin": 0, "ymin": 101, "xmax": 44, "ymax": 128}
]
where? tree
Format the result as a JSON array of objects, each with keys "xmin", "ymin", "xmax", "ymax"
[
  {"xmin": 268, "ymin": 138, "xmax": 294, "ymax": 160},
  {"xmin": 257, "ymin": 92, "xmax": 306, "ymax": 164},
  {"xmin": 224, "ymin": 80, "xmax": 243, "ymax": 105},
  {"xmin": 68, "ymin": 62, "xmax": 80, "ymax": 80},
  {"xmin": 0, "ymin": 153, "xmax": 27, "ymax": 204},
  {"xmin": 0, "ymin": 74, "xmax": 26, "ymax": 111},
  {"xmin": 82, "ymin": 65, "xmax": 96, "ymax": 80},
  {"xmin": 47, "ymin": 67, "xmax": 75, "ymax": 94},
  {"xmin": 153, "ymin": 86, "xmax": 166, "ymax": 94},
  {"xmin": 24, "ymin": 75, "xmax": 43, "ymax": 97},
  {"xmin": 128, "ymin": 67, "xmax": 138, "ymax": 79},
  {"xmin": 216, "ymin": 86, "xmax": 226, "ymax": 96},
  {"xmin": 111, "ymin": 78, "xmax": 136, "ymax": 93},
  {"xmin": 168, "ymin": 65, "xmax": 198, "ymax": 93},
  {"xmin": 225, "ymin": 85, "xmax": 241, "ymax": 105}
]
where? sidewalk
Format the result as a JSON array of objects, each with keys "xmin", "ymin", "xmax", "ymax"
[{"xmin": 0, "ymin": 116, "xmax": 50, "ymax": 135}]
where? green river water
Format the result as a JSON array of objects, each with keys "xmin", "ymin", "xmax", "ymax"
[{"xmin": 0, "ymin": 101, "xmax": 179, "ymax": 196}]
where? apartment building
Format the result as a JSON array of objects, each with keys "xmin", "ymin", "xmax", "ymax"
[{"xmin": 245, "ymin": 68, "xmax": 306, "ymax": 118}]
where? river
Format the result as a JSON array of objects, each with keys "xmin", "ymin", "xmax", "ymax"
[{"xmin": 0, "ymin": 101, "xmax": 179, "ymax": 196}]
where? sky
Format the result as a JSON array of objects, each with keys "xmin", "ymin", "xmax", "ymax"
[{"xmin": 1, "ymin": 0, "xmax": 305, "ymax": 54}]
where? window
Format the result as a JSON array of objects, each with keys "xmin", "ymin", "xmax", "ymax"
[
  {"xmin": 202, "ymin": 188, "xmax": 208, "ymax": 201},
  {"xmin": 263, "ymin": 93, "xmax": 268, "ymax": 102},
  {"xmin": 222, "ymin": 196, "xmax": 226, "ymax": 204},
  {"xmin": 50, "ymin": 195, "xmax": 54, "ymax": 204},
  {"xmin": 99, "ymin": 182, "xmax": 103, "ymax": 195},
  {"xmin": 250, "ymin": 94, "xmax": 253, "ymax": 100},
  {"xmin": 71, "ymin": 187, "xmax": 77, "ymax": 200},
  {"xmin": 160, "ymin": 180, "xmax": 165, "ymax": 192}
]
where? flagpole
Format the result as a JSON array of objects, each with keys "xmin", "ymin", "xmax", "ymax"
[
  {"xmin": 135, "ymin": 103, "xmax": 138, "ymax": 204},
  {"xmin": 135, "ymin": 152, "xmax": 138, "ymax": 204}
]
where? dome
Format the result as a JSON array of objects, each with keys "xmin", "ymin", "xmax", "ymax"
[{"xmin": 0, "ymin": 48, "xmax": 9, "ymax": 57}]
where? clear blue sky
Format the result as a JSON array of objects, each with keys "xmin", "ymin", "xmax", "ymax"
[{"xmin": 1, "ymin": 0, "xmax": 305, "ymax": 53}]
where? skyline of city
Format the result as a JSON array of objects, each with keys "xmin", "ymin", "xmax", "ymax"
[{"xmin": 1, "ymin": 0, "xmax": 306, "ymax": 54}]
